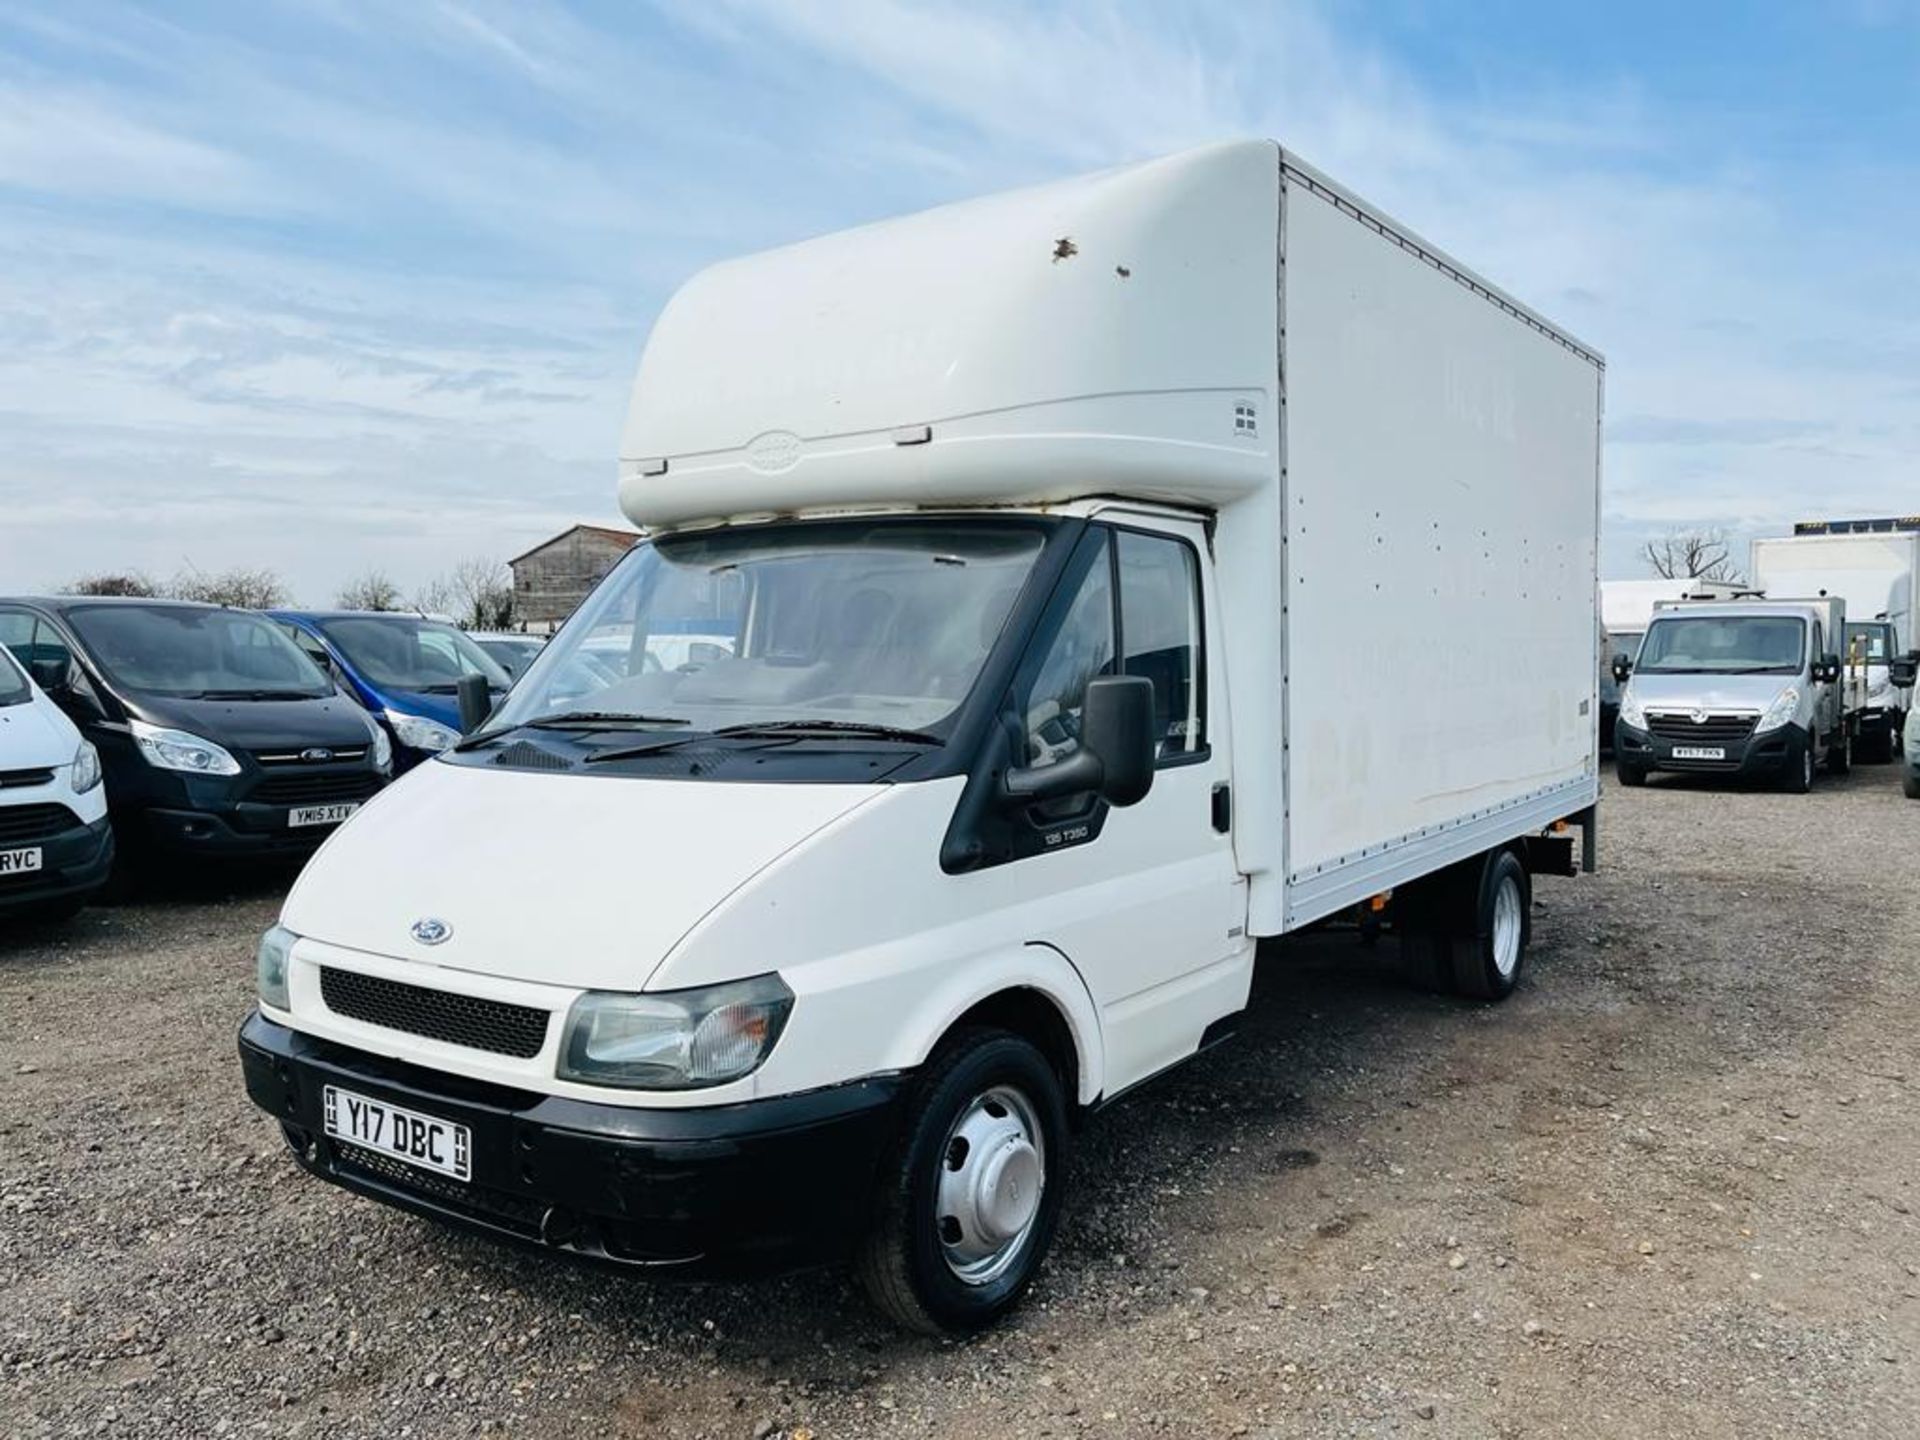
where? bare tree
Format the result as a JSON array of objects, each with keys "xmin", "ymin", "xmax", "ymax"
[
  {"xmin": 62, "ymin": 572, "xmax": 159, "ymax": 597},
  {"xmin": 168, "ymin": 566, "xmax": 291, "ymax": 609},
  {"xmin": 336, "ymin": 569, "xmax": 404, "ymax": 611},
  {"xmin": 414, "ymin": 557, "xmax": 514, "ymax": 629},
  {"xmin": 1642, "ymin": 528, "xmax": 1745, "ymax": 585}
]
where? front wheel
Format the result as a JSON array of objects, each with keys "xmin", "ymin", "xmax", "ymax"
[
  {"xmin": 1903, "ymin": 768, "xmax": 1920, "ymax": 800},
  {"xmin": 1828, "ymin": 729, "xmax": 1852, "ymax": 776},
  {"xmin": 1617, "ymin": 762, "xmax": 1648, "ymax": 788},
  {"xmin": 1782, "ymin": 738, "xmax": 1815, "ymax": 794},
  {"xmin": 856, "ymin": 1029, "xmax": 1069, "ymax": 1334}
]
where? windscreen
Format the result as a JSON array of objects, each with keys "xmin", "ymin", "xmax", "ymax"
[
  {"xmin": 317, "ymin": 616, "xmax": 511, "ymax": 692},
  {"xmin": 66, "ymin": 604, "xmax": 331, "ymax": 698},
  {"xmin": 0, "ymin": 647, "xmax": 29, "ymax": 708},
  {"xmin": 1846, "ymin": 622, "xmax": 1894, "ymax": 662},
  {"xmin": 1636, "ymin": 615, "xmax": 1806, "ymax": 676},
  {"xmin": 489, "ymin": 519, "xmax": 1047, "ymax": 736}
]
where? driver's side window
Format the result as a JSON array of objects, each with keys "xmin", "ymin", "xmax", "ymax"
[{"xmin": 1023, "ymin": 536, "xmax": 1114, "ymax": 769}]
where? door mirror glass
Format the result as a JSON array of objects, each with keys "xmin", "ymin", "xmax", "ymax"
[{"xmin": 1890, "ymin": 652, "xmax": 1920, "ymax": 689}]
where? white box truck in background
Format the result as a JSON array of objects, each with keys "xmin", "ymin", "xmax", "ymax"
[
  {"xmin": 239, "ymin": 140, "xmax": 1603, "ymax": 1332},
  {"xmin": 1752, "ymin": 522, "xmax": 1919, "ymax": 760}
]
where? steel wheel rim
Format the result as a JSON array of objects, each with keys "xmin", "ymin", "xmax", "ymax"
[
  {"xmin": 935, "ymin": 1084, "xmax": 1046, "ymax": 1286},
  {"xmin": 1491, "ymin": 873, "xmax": 1524, "ymax": 979}
]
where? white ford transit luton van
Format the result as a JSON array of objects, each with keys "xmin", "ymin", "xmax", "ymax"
[{"xmin": 240, "ymin": 140, "xmax": 1603, "ymax": 1332}]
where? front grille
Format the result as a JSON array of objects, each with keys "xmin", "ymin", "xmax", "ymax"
[
  {"xmin": 0, "ymin": 803, "xmax": 79, "ymax": 844},
  {"xmin": 0, "ymin": 768, "xmax": 54, "ymax": 790},
  {"xmin": 320, "ymin": 967, "xmax": 550, "ymax": 1058},
  {"xmin": 1646, "ymin": 712, "xmax": 1758, "ymax": 744},
  {"xmin": 254, "ymin": 746, "xmax": 369, "ymax": 766},
  {"xmin": 334, "ymin": 1142, "xmax": 544, "ymax": 1238},
  {"xmin": 250, "ymin": 771, "xmax": 384, "ymax": 807}
]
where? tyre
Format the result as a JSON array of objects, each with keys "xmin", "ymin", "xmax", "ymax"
[
  {"xmin": 1828, "ymin": 730, "xmax": 1852, "ymax": 776},
  {"xmin": 1903, "ymin": 769, "xmax": 1920, "ymax": 800},
  {"xmin": 1782, "ymin": 738, "xmax": 1814, "ymax": 794},
  {"xmin": 856, "ymin": 1028, "xmax": 1069, "ymax": 1334},
  {"xmin": 1617, "ymin": 762, "xmax": 1648, "ymax": 788},
  {"xmin": 1446, "ymin": 849, "xmax": 1532, "ymax": 1002}
]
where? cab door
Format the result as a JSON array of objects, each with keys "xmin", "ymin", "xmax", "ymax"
[{"xmin": 988, "ymin": 516, "xmax": 1248, "ymax": 1096}]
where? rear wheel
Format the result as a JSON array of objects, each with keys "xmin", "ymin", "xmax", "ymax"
[
  {"xmin": 857, "ymin": 1028, "xmax": 1069, "ymax": 1334},
  {"xmin": 1448, "ymin": 849, "xmax": 1533, "ymax": 1001}
]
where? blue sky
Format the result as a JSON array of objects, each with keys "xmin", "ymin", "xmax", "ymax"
[{"xmin": 1, "ymin": 1, "xmax": 1915, "ymax": 600}]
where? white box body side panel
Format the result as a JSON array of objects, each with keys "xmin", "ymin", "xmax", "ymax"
[
  {"xmin": 1277, "ymin": 177, "xmax": 1601, "ymax": 917},
  {"xmin": 1751, "ymin": 534, "xmax": 1918, "ymax": 652}
]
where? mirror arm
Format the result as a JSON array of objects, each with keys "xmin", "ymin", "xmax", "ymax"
[{"xmin": 1002, "ymin": 750, "xmax": 1104, "ymax": 803}]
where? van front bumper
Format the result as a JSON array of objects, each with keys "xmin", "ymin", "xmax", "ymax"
[
  {"xmin": 1614, "ymin": 720, "xmax": 1804, "ymax": 777},
  {"xmin": 0, "ymin": 814, "xmax": 113, "ymax": 914},
  {"xmin": 237, "ymin": 1011, "xmax": 907, "ymax": 1277}
]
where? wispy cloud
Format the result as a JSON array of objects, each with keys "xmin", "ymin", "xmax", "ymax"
[{"xmin": 0, "ymin": 0, "xmax": 1914, "ymax": 599}]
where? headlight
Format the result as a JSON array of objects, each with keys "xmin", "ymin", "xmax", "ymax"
[
  {"xmin": 257, "ymin": 923, "xmax": 296, "ymax": 1009},
  {"xmin": 1754, "ymin": 687, "xmax": 1801, "ymax": 734},
  {"xmin": 1618, "ymin": 690, "xmax": 1646, "ymax": 730},
  {"xmin": 360, "ymin": 710, "xmax": 393, "ymax": 772},
  {"xmin": 130, "ymin": 718, "xmax": 241, "ymax": 776},
  {"xmin": 70, "ymin": 740, "xmax": 102, "ymax": 793},
  {"xmin": 383, "ymin": 709, "xmax": 459, "ymax": 754},
  {"xmin": 558, "ymin": 974, "xmax": 794, "ymax": 1090}
]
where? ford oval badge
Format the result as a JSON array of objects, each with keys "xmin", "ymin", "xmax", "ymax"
[{"xmin": 410, "ymin": 917, "xmax": 452, "ymax": 946}]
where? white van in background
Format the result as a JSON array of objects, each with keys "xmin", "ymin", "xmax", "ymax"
[
  {"xmin": 238, "ymin": 141, "xmax": 1603, "ymax": 1332},
  {"xmin": 0, "ymin": 645, "xmax": 112, "ymax": 922}
]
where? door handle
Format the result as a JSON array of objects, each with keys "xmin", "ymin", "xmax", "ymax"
[{"xmin": 1211, "ymin": 782, "xmax": 1231, "ymax": 833}]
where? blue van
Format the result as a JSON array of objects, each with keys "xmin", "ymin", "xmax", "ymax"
[{"xmin": 270, "ymin": 611, "xmax": 510, "ymax": 769}]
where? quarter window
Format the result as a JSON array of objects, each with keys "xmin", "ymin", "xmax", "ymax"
[
  {"xmin": 1023, "ymin": 537, "xmax": 1115, "ymax": 770},
  {"xmin": 1117, "ymin": 531, "xmax": 1205, "ymax": 758}
]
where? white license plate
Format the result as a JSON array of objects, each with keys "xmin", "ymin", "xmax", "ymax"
[
  {"xmin": 323, "ymin": 1085, "xmax": 471, "ymax": 1181},
  {"xmin": 1671, "ymin": 746, "xmax": 1725, "ymax": 761},
  {"xmin": 289, "ymin": 803, "xmax": 360, "ymax": 828},
  {"xmin": 0, "ymin": 846, "xmax": 43, "ymax": 875}
]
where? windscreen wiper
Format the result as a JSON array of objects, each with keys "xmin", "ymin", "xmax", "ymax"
[
  {"xmin": 709, "ymin": 719, "xmax": 944, "ymax": 744},
  {"xmin": 454, "ymin": 711, "xmax": 692, "ymax": 752},
  {"xmin": 198, "ymin": 688, "xmax": 326, "ymax": 700}
]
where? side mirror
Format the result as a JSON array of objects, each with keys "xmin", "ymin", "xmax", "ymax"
[
  {"xmin": 1890, "ymin": 652, "xmax": 1920, "ymax": 689},
  {"xmin": 1003, "ymin": 675, "xmax": 1157, "ymax": 809},
  {"xmin": 1610, "ymin": 654, "xmax": 1632, "ymax": 684},
  {"xmin": 455, "ymin": 672, "xmax": 494, "ymax": 735},
  {"xmin": 1813, "ymin": 654, "xmax": 1842, "ymax": 684},
  {"xmin": 28, "ymin": 657, "xmax": 68, "ymax": 693}
]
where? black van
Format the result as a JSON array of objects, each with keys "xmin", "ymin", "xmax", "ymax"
[{"xmin": 0, "ymin": 598, "xmax": 392, "ymax": 862}]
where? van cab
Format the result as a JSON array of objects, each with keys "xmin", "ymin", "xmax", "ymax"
[
  {"xmin": 271, "ymin": 611, "xmax": 510, "ymax": 768},
  {"xmin": 0, "ymin": 644, "xmax": 111, "ymax": 920},
  {"xmin": 1613, "ymin": 598, "xmax": 1851, "ymax": 792},
  {"xmin": 0, "ymin": 598, "xmax": 391, "ymax": 861}
]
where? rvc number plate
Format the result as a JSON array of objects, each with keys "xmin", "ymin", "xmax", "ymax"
[
  {"xmin": 0, "ymin": 847, "xmax": 43, "ymax": 875},
  {"xmin": 323, "ymin": 1085, "xmax": 471, "ymax": 1182},
  {"xmin": 1671, "ymin": 746, "xmax": 1725, "ymax": 761}
]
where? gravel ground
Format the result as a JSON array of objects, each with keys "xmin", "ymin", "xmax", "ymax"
[{"xmin": 4, "ymin": 763, "xmax": 1918, "ymax": 1439}]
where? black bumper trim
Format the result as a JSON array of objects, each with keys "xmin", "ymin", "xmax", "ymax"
[
  {"xmin": 1614, "ymin": 719, "xmax": 1802, "ymax": 777},
  {"xmin": 0, "ymin": 815, "xmax": 113, "ymax": 913},
  {"xmin": 238, "ymin": 1012, "xmax": 908, "ymax": 1277}
]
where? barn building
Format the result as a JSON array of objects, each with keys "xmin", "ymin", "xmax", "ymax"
[{"xmin": 508, "ymin": 523, "xmax": 641, "ymax": 631}]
